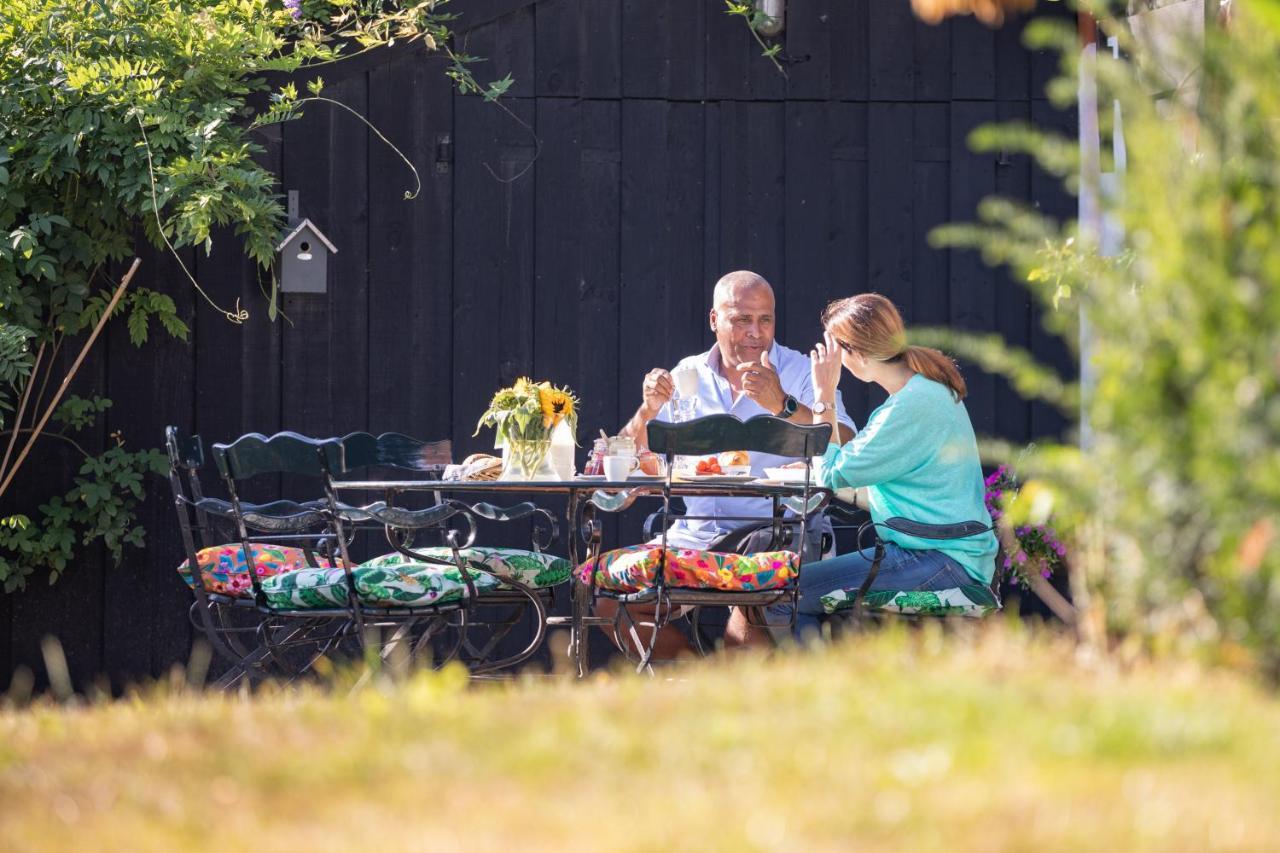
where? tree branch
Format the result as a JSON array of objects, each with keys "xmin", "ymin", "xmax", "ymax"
[
  {"xmin": 0, "ymin": 340, "xmax": 45, "ymax": 483},
  {"xmin": 0, "ymin": 258, "xmax": 140, "ymax": 501},
  {"xmin": 0, "ymin": 428, "xmax": 91, "ymax": 459},
  {"xmin": 28, "ymin": 334, "xmax": 62, "ymax": 434}
]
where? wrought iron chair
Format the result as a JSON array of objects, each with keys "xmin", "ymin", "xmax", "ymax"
[
  {"xmin": 639, "ymin": 492, "xmax": 830, "ymax": 654},
  {"xmin": 576, "ymin": 414, "xmax": 832, "ymax": 672},
  {"xmin": 820, "ymin": 499, "xmax": 1002, "ymax": 628},
  {"xmin": 205, "ymin": 431, "xmax": 376, "ymax": 679},
  {"xmin": 213, "ymin": 430, "xmax": 527, "ymax": 675},
  {"xmin": 165, "ymin": 426, "xmax": 344, "ymax": 688},
  {"xmin": 326, "ymin": 431, "xmax": 565, "ymax": 674}
]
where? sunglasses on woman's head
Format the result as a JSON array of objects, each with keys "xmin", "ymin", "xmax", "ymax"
[{"xmin": 834, "ymin": 338, "xmax": 856, "ymax": 354}]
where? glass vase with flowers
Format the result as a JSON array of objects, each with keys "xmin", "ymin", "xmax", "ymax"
[{"xmin": 475, "ymin": 378, "xmax": 579, "ymax": 481}]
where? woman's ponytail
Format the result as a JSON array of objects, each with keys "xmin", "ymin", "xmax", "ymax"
[{"xmin": 901, "ymin": 345, "xmax": 966, "ymax": 401}]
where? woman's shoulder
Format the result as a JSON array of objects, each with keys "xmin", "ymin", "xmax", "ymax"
[
  {"xmin": 892, "ymin": 374, "xmax": 966, "ymax": 417},
  {"xmin": 899, "ymin": 373, "xmax": 953, "ymax": 403}
]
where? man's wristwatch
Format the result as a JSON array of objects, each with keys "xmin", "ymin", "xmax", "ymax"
[
  {"xmin": 812, "ymin": 400, "xmax": 831, "ymax": 416},
  {"xmin": 778, "ymin": 394, "xmax": 799, "ymax": 418}
]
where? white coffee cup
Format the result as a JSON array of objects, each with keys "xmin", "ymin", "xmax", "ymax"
[
  {"xmin": 672, "ymin": 366, "xmax": 700, "ymax": 398},
  {"xmin": 603, "ymin": 454, "xmax": 640, "ymax": 481}
]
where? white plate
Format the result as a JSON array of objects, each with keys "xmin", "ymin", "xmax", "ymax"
[
  {"xmin": 762, "ymin": 467, "xmax": 809, "ymax": 482},
  {"xmin": 685, "ymin": 473, "xmax": 756, "ymax": 483},
  {"xmin": 575, "ymin": 473, "xmax": 664, "ymax": 482}
]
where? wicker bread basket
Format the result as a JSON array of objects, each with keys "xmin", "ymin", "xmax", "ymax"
[{"xmin": 460, "ymin": 453, "xmax": 503, "ymax": 481}]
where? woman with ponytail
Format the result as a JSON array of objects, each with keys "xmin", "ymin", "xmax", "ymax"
[{"xmin": 757, "ymin": 293, "xmax": 997, "ymax": 640}]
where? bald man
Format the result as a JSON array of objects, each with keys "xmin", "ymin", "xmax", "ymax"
[{"xmin": 614, "ymin": 271, "xmax": 856, "ymax": 652}]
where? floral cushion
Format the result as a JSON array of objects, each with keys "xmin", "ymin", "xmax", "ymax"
[
  {"xmin": 367, "ymin": 547, "xmax": 571, "ymax": 589},
  {"xmin": 176, "ymin": 544, "xmax": 329, "ymax": 598},
  {"xmin": 578, "ymin": 544, "xmax": 798, "ymax": 594},
  {"xmin": 260, "ymin": 559, "xmax": 503, "ymax": 610},
  {"xmin": 820, "ymin": 584, "xmax": 1000, "ymax": 618}
]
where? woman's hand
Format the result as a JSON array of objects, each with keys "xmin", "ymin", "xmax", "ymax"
[{"xmin": 810, "ymin": 330, "xmax": 842, "ymax": 401}]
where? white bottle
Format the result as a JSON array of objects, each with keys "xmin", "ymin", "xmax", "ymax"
[{"xmin": 550, "ymin": 420, "xmax": 576, "ymax": 480}]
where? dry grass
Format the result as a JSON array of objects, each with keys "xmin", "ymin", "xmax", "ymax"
[{"xmin": 2, "ymin": 624, "xmax": 1278, "ymax": 852}]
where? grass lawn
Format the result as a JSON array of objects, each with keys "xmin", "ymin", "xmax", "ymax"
[{"xmin": 2, "ymin": 624, "xmax": 1278, "ymax": 851}]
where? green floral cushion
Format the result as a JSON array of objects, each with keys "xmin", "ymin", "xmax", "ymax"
[
  {"xmin": 366, "ymin": 547, "xmax": 571, "ymax": 589},
  {"xmin": 260, "ymin": 561, "xmax": 502, "ymax": 610},
  {"xmin": 821, "ymin": 584, "xmax": 1000, "ymax": 618}
]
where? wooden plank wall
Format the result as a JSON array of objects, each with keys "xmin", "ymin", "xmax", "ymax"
[{"xmin": 0, "ymin": 0, "xmax": 1077, "ymax": 688}]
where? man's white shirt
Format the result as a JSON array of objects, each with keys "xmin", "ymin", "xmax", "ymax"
[{"xmin": 652, "ymin": 341, "xmax": 857, "ymax": 549}]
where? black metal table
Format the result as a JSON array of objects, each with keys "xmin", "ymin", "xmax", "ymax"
[{"xmin": 332, "ymin": 476, "xmax": 830, "ymax": 675}]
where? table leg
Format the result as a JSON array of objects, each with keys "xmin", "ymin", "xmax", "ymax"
[{"xmin": 566, "ymin": 489, "xmax": 589, "ymax": 678}]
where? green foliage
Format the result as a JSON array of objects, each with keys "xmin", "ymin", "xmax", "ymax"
[
  {"xmin": 724, "ymin": 1, "xmax": 786, "ymax": 76},
  {"xmin": 0, "ymin": 323, "xmax": 34, "ymax": 425},
  {"xmin": 51, "ymin": 395, "xmax": 111, "ymax": 432},
  {"xmin": 933, "ymin": 2, "xmax": 1280, "ymax": 673},
  {"xmin": 0, "ymin": 441, "xmax": 168, "ymax": 592},
  {"xmin": 0, "ymin": 0, "xmax": 491, "ymax": 591}
]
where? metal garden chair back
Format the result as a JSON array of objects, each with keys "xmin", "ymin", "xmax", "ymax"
[
  {"xmin": 824, "ymin": 500, "xmax": 1002, "ymax": 627},
  {"xmin": 603, "ymin": 414, "xmax": 832, "ymax": 669},
  {"xmin": 166, "ymin": 426, "xmax": 250, "ymax": 673},
  {"xmin": 331, "ymin": 431, "xmax": 557, "ymax": 673},
  {"xmin": 168, "ymin": 426, "xmax": 345, "ymax": 685},
  {"xmin": 210, "ymin": 431, "xmax": 362, "ymax": 641}
]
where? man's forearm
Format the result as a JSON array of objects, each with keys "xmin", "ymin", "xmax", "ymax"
[{"xmin": 619, "ymin": 405, "xmax": 658, "ymax": 449}]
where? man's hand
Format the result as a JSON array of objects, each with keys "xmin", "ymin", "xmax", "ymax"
[
  {"xmin": 736, "ymin": 349, "xmax": 786, "ymax": 414},
  {"xmin": 640, "ymin": 368, "xmax": 674, "ymax": 420}
]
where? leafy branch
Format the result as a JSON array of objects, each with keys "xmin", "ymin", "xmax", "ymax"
[{"xmin": 724, "ymin": 2, "xmax": 786, "ymax": 77}]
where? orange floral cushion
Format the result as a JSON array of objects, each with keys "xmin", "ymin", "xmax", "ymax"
[
  {"xmin": 177, "ymin": 544, "xmax": 331, "ymax": 598},
  {"xmin": 577, "ymin": 544, "xmax": 797, "ymax": 594}
]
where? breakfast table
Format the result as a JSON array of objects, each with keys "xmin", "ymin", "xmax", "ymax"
[{"xmin": 330, "ymin": 474, "xmax": 832, "ymax": 675}]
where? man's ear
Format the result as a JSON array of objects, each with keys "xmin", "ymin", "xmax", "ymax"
[{"xmin": 708, "ymin": 309, "xmax": 718, "ymax": 332}]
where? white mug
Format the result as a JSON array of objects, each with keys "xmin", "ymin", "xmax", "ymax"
[
  {"xmin": 603, "ymin": 454, "xmax": 640, "ymax": 481},
  {"xmin": 672, "ymin": 366, "xmax": 700, "ymax": 398}
]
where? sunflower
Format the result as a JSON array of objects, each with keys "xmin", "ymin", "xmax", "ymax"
[
  {"xmin": 475, "ymin": 377, "xmax": 580, "ymax": 441},
  {"xmin": 539, "ymin": 386, "xmax": 576, "ymax": 430}
]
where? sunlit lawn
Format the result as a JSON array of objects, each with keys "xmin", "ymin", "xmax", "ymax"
[{"xmin": 2, "ymin": 624, "xmax": 1278, "ymax": 851}]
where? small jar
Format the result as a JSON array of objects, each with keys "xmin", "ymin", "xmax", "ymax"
[
  {"xmin": 606, "ymin": 435, "xmax": 636, "ymax": 457},
  {"xmin": 583, "ymin": 437, "xmax": 609, "ymax": 476}
]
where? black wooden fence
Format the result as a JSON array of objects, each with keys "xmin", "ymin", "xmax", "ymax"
[{"xmin": 0, "ymin": 0, "xmax": 1076, "ymax": 689}]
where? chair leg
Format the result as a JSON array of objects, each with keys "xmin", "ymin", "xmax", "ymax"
[
  {"xmin": 613, "ymin": 602, "xmax": 658, "ymax": 676},
  {"xmin": 744, "ymin": 605, "xmax": 793, "ymax": 647},
  {"xmin": 410, "ymin": 611, "xmax": 465, "ymax": 669},
  {"xmin": 688, "ymin": 606, "xmax": 712, "ymax": 657},
  {"xmin": 460, "ymin": 605, "xmax": 526, "ymax": 665},
  {"xmin": 570, "ymin": 577, "xmax": 593, "ymax": 678},
  {"xmin": 469, "ymin": 579, "xmax": 548, "ymax": 676}
]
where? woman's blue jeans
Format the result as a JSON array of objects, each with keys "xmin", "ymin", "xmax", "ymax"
[{"xmin": 769, "ymin": 542, "xmax": 974, "ymax": 639}]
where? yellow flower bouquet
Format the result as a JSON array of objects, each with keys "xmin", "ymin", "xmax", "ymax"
[{"xmin": 474, "ymin": 378, "xmax": 579, "ymax": 480}]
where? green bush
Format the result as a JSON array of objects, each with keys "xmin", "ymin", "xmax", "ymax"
[
  {"xmin": 933, "ymin": 1, "xmax": 1280, "ymax": 674},
  {"xmin": 0, "ymin": 0, "xmax": 497, "ymax": 589}
]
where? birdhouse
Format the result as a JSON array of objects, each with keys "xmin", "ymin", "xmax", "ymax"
[{"xmin": 276, "ymin": 218, "xmax": 338, "ymax": 294}]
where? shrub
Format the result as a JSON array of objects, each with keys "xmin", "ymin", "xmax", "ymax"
[{"xmin": 933, "ymin": 1, "xmax": 1280, "ymax": 674}]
